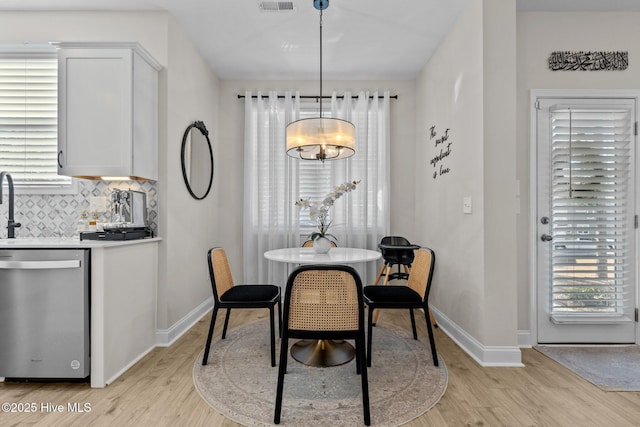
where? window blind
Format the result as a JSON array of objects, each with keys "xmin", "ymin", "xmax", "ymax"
[
  {"xmin": 0, "ymin": 57, "xmax": 71, "ymax": 187},
  {"xmin": 296, "ymin": 102, "xmax": 371, "ymax": 232},
  {"xmin": 549, "ymin": 106, "xmax": 633, "ymax": 316},
  {"xmin": 297, "ymin": 103, "xmax": 332, "ymax": 229}
]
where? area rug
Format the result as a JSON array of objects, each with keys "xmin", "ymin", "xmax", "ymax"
[
  {"xmin": 535, "ymin": 345, "xmax": 640, "ymax": 391},
  {"xmin": 193, "ymin": 320, "xmax": 447, "ymax": 426}
]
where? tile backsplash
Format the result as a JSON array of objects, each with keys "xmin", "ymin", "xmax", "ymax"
[{"xmin": 0, "ymin": 180, "xmax": 158, "ymax": 239}]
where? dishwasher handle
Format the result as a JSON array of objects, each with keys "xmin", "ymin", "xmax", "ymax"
[{"xmin": 0, "ymin": 260, "xmax": 81, "ymax": 270}]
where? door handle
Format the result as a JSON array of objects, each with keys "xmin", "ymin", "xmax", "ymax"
[
  {"xmin": 0, "ymin": 260, "xmax": 81, "ymax": 270},
  {"xmin": 540, "ymin": 234, "xmax": 553, "ymax": 242}
]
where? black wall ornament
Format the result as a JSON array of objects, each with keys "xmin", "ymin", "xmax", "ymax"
[
  {"xmin": 548, "ymin": 51, "xmax": 628, "ymax": 71},
  {"xmin": 429, "ymin": 125, "xmax": 453, "ymax": 180},
  {"xmin": 181, "ymin": 120, "xmax": 214, "ymax": 200}
]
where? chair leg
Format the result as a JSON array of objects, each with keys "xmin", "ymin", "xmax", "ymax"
[
  {"xmin": 355, "ymin": 333, "xmax": 361, "ymax": 375},
  {"xmin": 274, "ymin": 335, "xmax": 289, "ymax": 424},
  {"xmin": 383, "ymin": 265, "xmax": 392, "ymax": 285},
  {"xmin": 277, "ymin": 300, "xmax": 283, "ymax": 338},
  {"xmin": 424, "ymin": 304, "xmax": 438, "ymax": 367},
  {"xmin": 373, "ymin": 262, "xmax": 386, "ymax": 286},
  {"xmin": 429, "ymin": 308, "xmax": 438, "ymax": 328},
  {"xmin": 373, "ymin": 262, "xmax": 390, "ymax": 325},
  {"xmin": 373, "ymin": 266, "xmax": 392, "ymax": 325},
  {"xmin": 202, "ymin": 306, "xmax": 219, "ymax": 366},
  {"xmin": 367, "ymin": 306, "xmax": 374, "ymax": 367},
  {"xmin": 269, "ymin": 306, "xmax": 276, "ymax": 367},
  {"xmin": 409, "ymin": 308, "xmax": 417, "ymax": 339},
  {"xmin": 221, "ymin": 308, "xmax": 231, "ymax": 339},
  {"xmin": 358, "ymin": 334, "xmax": 371, "ymax": 426}
]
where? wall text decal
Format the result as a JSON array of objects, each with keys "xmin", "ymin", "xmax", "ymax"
[
  {"xmin": 548, "ymin": 51, "xmax": 628, "ymax": 71},
  {"xmin": 429, "ymin": 125, "xmax": 452, "ymax": 180}
]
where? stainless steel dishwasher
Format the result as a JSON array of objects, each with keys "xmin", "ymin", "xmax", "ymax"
[{"xmin": 0, "ymin": 249, "xmax": 90, "ymax": 380}]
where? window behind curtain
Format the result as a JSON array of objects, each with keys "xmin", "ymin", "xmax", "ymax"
[
  {"xmin": 243, "ymin": 90, "xmax": 390, "ymax": 284},
  {"xmin": 0, "ymin": 55, "xmax": 74, "ymax": 192},
  {"xmin": 297, "ymin": 102, "xmax": 333, "ymax": 230}
]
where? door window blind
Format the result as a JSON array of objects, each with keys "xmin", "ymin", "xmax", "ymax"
[
  {"xmin": 549, "ymin": 106, "xmax": 634, "ymax": 316},
  {"xmin": 0, "ymin": 57, "xmax": 71, "ymax": 188}
]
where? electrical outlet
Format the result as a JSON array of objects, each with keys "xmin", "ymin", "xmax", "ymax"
[{"xmin": 463, "ymin": 196, "xmax": 472, "ymax": 214}]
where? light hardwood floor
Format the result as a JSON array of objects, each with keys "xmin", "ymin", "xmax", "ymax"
[{"xmin": 2, "ymin": 308, "xmax": 640, "ymax": 426}]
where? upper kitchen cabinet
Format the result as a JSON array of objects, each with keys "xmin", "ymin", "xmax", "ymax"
[{"xmin": 54, "ymin": 42, "xmax": 162, "ymax": 181}]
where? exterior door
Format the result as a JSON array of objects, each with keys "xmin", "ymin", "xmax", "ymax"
[{"xmin": 536, "ymin": 96, "xmax": 637, "ymax": 343}]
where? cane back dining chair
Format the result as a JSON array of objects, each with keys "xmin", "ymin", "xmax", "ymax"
[
  {"xmin": 302, "ymin": 239, "xmax": 337, "ymax": 248},
  {"xmin": 202, "ymin": 247, "xmax": 282, "ymax": 367},
  {"xmin": 364, "ymin": 247, "xmax": 438, "ymax": 367},
  {"xmin": 274, "ymin": 264, "xmax": 370, "ymax": 425}
]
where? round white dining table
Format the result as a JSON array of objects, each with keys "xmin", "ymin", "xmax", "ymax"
[
  {"xmin": 264, "ymin": 246, "xmax": 381, "ymax": 367},
  {"xmin": 264, "ymin": 246, "xmax": 381, "ymax": 265}
]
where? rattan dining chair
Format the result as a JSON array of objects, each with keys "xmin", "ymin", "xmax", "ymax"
[
  {"xmin": 364, "ymin": 247, "xmax": 438, "ymax": 367},
  {"xmin": 274, "ymin": 265, "xmax": 370, "ymax": 425},
  {"xmin": 302, "ymin": 239, "xmax": 337, "ymax": 248},
  {"xmin": 202, "ymin": 247, "xmax": 282, "ymax": 367}
]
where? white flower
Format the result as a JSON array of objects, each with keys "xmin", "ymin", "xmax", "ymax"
[{"xmin": 295, "ymin": 180, "xmax": 361, "ymax": 241}]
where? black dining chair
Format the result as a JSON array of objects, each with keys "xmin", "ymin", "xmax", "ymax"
[
  {"xmin": 274, "ymin": 264, "xmax": 370, "ymax": 425},
  {"xmin": 364, "ymin": 247, "xmax": 438, "ymax": 367},
  {"xmin": 202, "ymin": 247, "xmax": 282, "ymax": 367}
]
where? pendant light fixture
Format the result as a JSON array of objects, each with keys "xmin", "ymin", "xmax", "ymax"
[{"xmin": 285, "ymin": 0, "xmax": 355, "ymax": 162}]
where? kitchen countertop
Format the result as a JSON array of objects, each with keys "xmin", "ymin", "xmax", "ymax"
[{"xmin": 0, "ymin": 236, "xmax": 162, "ymax": 248}]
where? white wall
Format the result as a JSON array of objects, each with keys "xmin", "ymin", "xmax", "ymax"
[
  {"xmin": 218, "ymin": 79, "xmax": 417, "ymax": 281},
  {"xmin": 416, "ymin": 0, "xmax": 519, "ymax": 365},
  {"xmin": 158, "ymin": 17, "xmax": 220, "ymax": 330},
  {"xmin": 516, "ymin": 12, "xmax": 640, "ymax": 335}
]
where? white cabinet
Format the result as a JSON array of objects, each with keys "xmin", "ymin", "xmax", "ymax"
[{"xmin": 56, "ymin": 43, "xmax": 161, "ymax": 181}]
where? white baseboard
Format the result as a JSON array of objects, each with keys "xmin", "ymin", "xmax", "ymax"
[
  {"xmin": 156, "ymin": 296, "xmax": 213, "ymax": 347},
  {"xmin": 518, "ymin": 329, "xmax": 533, "ymax": 348},
  {"xmin": 104, "ymin": 343, "xmax": 156, "ymax": 386},
  {"xmin": 431, "ymin": 306, "xmax": 524, "ymax": 367}
]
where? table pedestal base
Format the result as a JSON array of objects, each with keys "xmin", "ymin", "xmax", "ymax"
[{"xmin": 290, "ymin": 339, "xmax": 355, "ymax": 367}]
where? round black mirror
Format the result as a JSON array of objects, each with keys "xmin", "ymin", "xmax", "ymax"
[{"xmin": 181, "ymin": 121, "xmax": 214, "ymax": 200}]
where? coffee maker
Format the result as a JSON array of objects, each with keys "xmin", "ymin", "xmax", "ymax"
[
  {"xmin": 80, "ymin": 189, "xmax": 152, "ymax": 241},
  {"xmin": 110, "ymin": 189, "xmax": 149, "ymax": 227}
]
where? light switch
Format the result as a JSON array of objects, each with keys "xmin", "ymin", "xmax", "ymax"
[{"xmin": 463, "ymin": 196, "xmax": 472, "ymax": 214}]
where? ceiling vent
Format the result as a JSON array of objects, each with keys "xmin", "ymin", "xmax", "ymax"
[{"xmin": 258, "ymin": 1, "xmax": 295, "ymax": 12}]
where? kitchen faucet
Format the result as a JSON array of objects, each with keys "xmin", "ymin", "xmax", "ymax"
[{"xmin": 0, "ymin": 172, "xmax": 21, "ymax": 238}]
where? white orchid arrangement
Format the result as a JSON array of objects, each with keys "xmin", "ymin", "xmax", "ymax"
[{"xmin": 295, "ymin": 180, "xmax": 361, "ymax": 242}]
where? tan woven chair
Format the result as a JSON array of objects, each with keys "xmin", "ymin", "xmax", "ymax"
[
  {"xmin": 364, "ymin": 247, "xmax": 438, "ymax": 367},
  {"xmin": 202, "ymin": 247, "xmax": 281, "ymax": 367},
  {"xmin": 274, "ymin": 265, "xmax": 370, "ymax": 426},
  {"xmin": 302, "ymin": 239, "xmax": 337, "ymax": 248}
]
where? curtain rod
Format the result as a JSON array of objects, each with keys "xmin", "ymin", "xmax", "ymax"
[{"xmin": 237, "ymin": 94, "xmax": 398, "ymax": 100}]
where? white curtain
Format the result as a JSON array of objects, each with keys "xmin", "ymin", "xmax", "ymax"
[
  {"xmin": 243, "ymin": 90, "xmax": 390, "ymax": 284},
  {"xmin": 327, "ymin": 91, "xmax": 391, "ymax": 282},
  {"xmin": 243, "ymin": 91, "xmax": 300, "ymax": 284}
]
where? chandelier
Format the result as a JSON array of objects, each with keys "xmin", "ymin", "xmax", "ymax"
[{"xmin": 285, "ymin": 0, "xmax": 355, "ymax": 162}]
